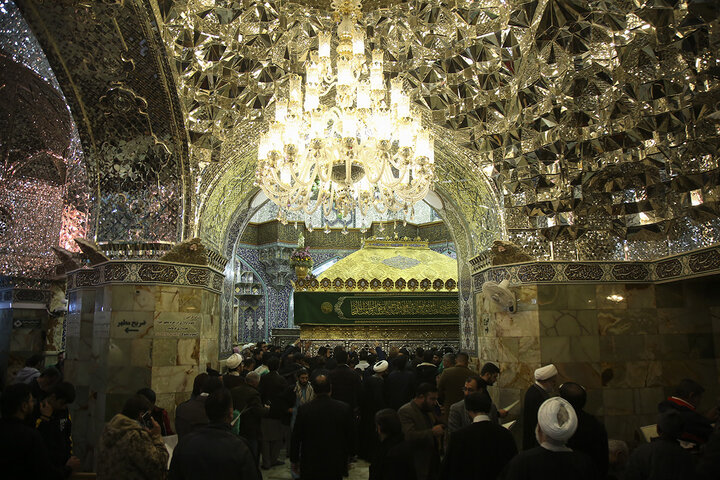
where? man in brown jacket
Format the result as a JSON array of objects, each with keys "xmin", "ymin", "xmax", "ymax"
[
  {"xmin": 437, "ymin": 352, "xmax": 474, "ymax": 421},
  {"xmin": 398, "ymin": 383, "xmax": 445, "ymax": 480},
  {"xmin": 96, "ymin": 394, "xmax": 169, "ymax": 479}
]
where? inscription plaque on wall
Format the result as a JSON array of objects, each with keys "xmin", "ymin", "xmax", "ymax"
[{"xmin": 155, "ymin": 313, "xmax": 200, "ymax": 338}]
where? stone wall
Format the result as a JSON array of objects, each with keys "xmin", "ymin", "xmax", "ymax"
[{"xmin": 475, "ymin": 273, "xmax": 720, "ymax": 446}]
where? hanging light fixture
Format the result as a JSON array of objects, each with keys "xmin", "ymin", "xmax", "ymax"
[{"xmin": 255, "ymin": 0, "xmax": 434, "ymax": 228}]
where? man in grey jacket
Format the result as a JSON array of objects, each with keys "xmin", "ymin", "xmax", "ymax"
[{"xmin": 398, "ymin": 383, "xmax": 445, "ymax": 480}]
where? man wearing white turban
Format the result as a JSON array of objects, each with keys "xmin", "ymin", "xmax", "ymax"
[
  {"xmin": 504, "ymin": 397, "xmax": 599, "ymax": 480},
  {"xmin": 521, "ymin": 364, "xmax": 558, "ymax": 450}
]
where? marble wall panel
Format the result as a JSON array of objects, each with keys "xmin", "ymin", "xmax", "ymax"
[
  {"xmin": 654, "ymin": 283, "xmax": 685, "ymax": 308},
  {"xmin": 152, "ymin": 338, "xmax": 179, "ymax": 367},
  {"xmin": 514, "ymin": 285, "xmax": 539, "ymax": 312},
  {"xmin": 133, "ymin": 285, "xmax": 156, "ymax": 312},
  {"xmin": 657, "ymin": 308, "xmax": 712, "ymax": 334},
  {"xmin": 130, "ymin": 338, "xmax": 152, "ymax": 367},
  {"xmin": 497, "ymin": 337, "xmax": 519, "ymax": 363},
  {"xmin": 178, "ymin": 290, "xmax": 202, "ymax": 313},
  {"xmin": 494, "ymin": 310, "xmax": 540, "ymax": 338},
  {"xmin": 598, "ymin": 309, "xmax": 658, "ymax": 336},
  {"xmin": 625, "ymin": 284, "xmax": 655, "ymax": 309},
  {"xmin": 537, "ymin": 284, "xmax": 568, "ymax": 310},
  {"xmin": 104, "ymin": 366, "xmax": 152, "ymax": 395},
  {"xmin": 539, "ymin": 310, "xmax": 598, "ymax": 337},
  {"xmin": 595, "ymin": 285, "xmax": 628, "ymax": 310},
  {"xmin": 152, "ymin": 365, "xmax": 197, "ymax": 395},
  {"xmin": 107, "ymin": 339, "xmax": 134, "ymax": 367},
  {"xmin": 176, "ymin": 338, "xmax": 199, "ymax": 365},
  {"xmin": 565, "ymin": 285, "xmax": 597, "ymax": 310},
  {"xmin": 518, "ymin": 336, "xmax": 541, "ymax": 363},
  {"xmin": 109, "ymin": 285, "xmax": 136, "ymax": 311},
  {"xmin": 156, "ymin": 287, "xmax": 180, "ymax": 312}
]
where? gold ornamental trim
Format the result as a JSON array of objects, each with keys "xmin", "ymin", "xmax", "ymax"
[{"xmin": 295, "ymin": 276, "xmax": 458, "ymax": 292}]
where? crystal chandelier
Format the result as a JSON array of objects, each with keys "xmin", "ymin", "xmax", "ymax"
[{"xmin": 255, "ymin": 0, "xmax": 434, "ymax": 225}]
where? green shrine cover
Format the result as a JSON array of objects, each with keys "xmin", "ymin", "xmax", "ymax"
[{"xmin": 294, "ymin": 292, "xmax": 459, "ymax": 325}]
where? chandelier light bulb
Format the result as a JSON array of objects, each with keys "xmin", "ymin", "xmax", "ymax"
[{"xmin": 319, "ymin": 31, "xmax": 331, "ymax": 58}]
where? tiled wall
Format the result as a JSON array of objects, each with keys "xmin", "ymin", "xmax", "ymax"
[{"xmin": 477, "ymin": 277, "xmax": 720, "ymax": 445}]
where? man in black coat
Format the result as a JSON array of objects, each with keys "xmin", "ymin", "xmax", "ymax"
[
  {"xmin": 359, "ymin": 360, "xmax": 389, "ymax": 461},
  {"xmin": 169, "ymin": 388, "xmax": 260, "ymax": 480},
  {"xmin": 385, "ymin": 356, "xmax": 417, "ymax": 411},
  {"xmin": 522, "ymin": 364, "xmax": 557, "ymax": 450},
  {"xmin": 258, "ymin": 355, "xmax": 289, "ymax": 469},
  {"xmin": 0, "ymin": 383, "xmax": 78, "ymax": 479},
  {"xmin": 415, "ymin": 351, "xmax": 438, "ymax": 386},
  {"xmin": 230, "ymin": 371, "xmax": 264, "ymax": 465},
  {"xmin": 623, "ymin": 410, "xmax": 697, "ymax": 480},
  {"xmin": 370, "ymin": 408, "xmax": 417, "ymax": 480},
  {"xmin": 328, "ymin": 349, "xmax": 362, "ymax": 412},
  {"xmin": 176, "ymin": 375, "xmax": 223, "ymax": 438},
  {"xmin": 505, "ymin": 397, "xmax": 599, "ymax": 480},
  {"xmin": 441, "ymin": 391, "xmax": 517, "ymax": 480},
  {"xmin": 559, "ymin": 382, "xmax": 609, "ymax": 476},
  {"xmin": 657, "ymin": 378, "xmax": 715, "ymax": 447},
  {"xmin": 290, "ymin": 375, "xmax": 355, "ymax": 480}
]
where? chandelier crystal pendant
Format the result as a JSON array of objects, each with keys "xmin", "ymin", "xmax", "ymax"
[{"xmin": 255, "ymin": 0, "xmax": 434, "ymax": 227}]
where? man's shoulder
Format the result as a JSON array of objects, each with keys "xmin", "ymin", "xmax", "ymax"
[
  {"xmin": 460, "ymin": 420, "xmax": 509, "ymax": 438},
  {"xmin": 397, "ymin": 401, "xmax": 416, "ymax": 415}
]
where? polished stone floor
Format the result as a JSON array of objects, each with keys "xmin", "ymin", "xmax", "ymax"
[{"xmin": 261, "ymin": 455, "xmax": 370, "ymax": 480}]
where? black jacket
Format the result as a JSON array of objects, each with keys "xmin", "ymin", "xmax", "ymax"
[
  {"xmin": 168, "ymin": 423, "xmax": 260, "ymax": 480},
  {"xmin": 566, "ymin": 409, "xmax": 609, "ymax": 476},
  {"xmin": 175, "ymin": 395, "xmax": 209, "ymax": 439},
  {"xmin": 385, "ymin": 369, "xmax": 417, "ymax": 411},
  {"xmin": 503, "ymin": 446, "xmax": 600, "ymax": 480},
  {"xmin": 230, "ymin": 383, "xmax": 264, "ymax": 441},
  {"xmin": 658, "ymin": 397, "xmax": 713, "ymax": 445},
  {"xmin": 521, "ymin": 384, "xmax": 549, "ymax": 450},
  {"xmin": 259, "ymin": 371, "xmax": 289, "ymax": 420},
  {"xmin": 0, "ymin": 417, "xmax": 69, "ymax": 480},
  {"xmin": 36, "ymin": 409, "xmax": 73, "ymax": 469},
  {"xmin": 329, "ymin": 364, "xmax": 362, "ymax": 411},
  {"xmin": 441, "ymin": 420, "xmax": 517, "ymax": 480},
  {"xmin": 370, "ymin": 434, "xmax": 417, "ymax": 480},
  {"xmin": 290, "ymin": 395, "xmax": 355, "ymax": 480},
  {"xmin": 415, "ymin": 363, "xmax": 438, "ymax": 386},
  {"xmin": 623, "ymin": 437, "xmax": 697, "ymax": 480}
]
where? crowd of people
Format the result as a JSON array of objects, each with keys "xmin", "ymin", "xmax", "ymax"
[{"xmin": 1, "ymin": 343, "xmax": 719, "ymax": 480}]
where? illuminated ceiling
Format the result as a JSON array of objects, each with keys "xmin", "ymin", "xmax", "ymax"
[
  {"xmin": 158, "ymin": 0, "xmax": 720, "ymax": 260},
  {"xmin": 5, "ymin": 0, "xmax": 720, "ymax": 266}
]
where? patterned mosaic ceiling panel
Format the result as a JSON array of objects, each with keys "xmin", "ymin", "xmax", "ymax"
[{"xmin": 160, "ymin": 0, "xmax": 720, "ymax": 260}]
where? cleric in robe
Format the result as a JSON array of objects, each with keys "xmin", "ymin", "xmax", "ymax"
[
  {"xmin": 522, "ymin": 364, "xmax": 557, "ymax": 450},
  {"xmin": 504, "ymin": 397, "xmax": 600, "ymax": 480}
]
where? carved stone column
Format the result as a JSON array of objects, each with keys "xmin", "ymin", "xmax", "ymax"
[{"xmin": 65, "ymin": 259, "xmax": 224, "ymax": 467}]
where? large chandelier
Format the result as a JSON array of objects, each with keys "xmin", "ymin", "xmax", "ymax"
[{"xmin": 255, "ymin": 0, "xmax": 434, "ymax": 225}]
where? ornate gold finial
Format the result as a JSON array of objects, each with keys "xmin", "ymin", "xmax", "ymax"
[{"xmin": 331, "ymin": 0, "xmax": 363, "ymax": 21}]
